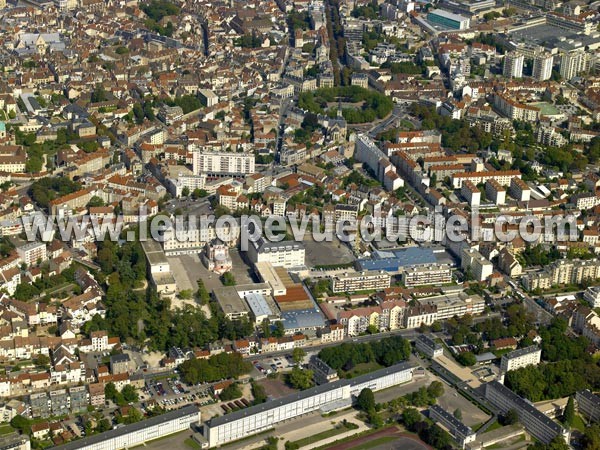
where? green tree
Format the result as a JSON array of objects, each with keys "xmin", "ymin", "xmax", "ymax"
[
  {"xmin": 87, "ymin": 196, "xmax": 105, "ymax": 208},
  {"xmin": 530, "ymin": 436, "xmax": 569, "ymax": 450},
  {"xmin": 133, "ymin": 103, "xmax": 145, "ymax": 124},
  {"xmin": 251, "ymin": 381, "xmax": 267, "ymax": 404},
  {"xmin": 34, "ymin": 354, "xmax": 50, "ymax": 367},
  {"xmin": 192, "ymin": 188, "xmax": 208, "ymax": 199},
  {"xmin": 178, "ymin": 289, "xmax": 193, "ymax": 300},
  {"xmin": 502, "ymin": 409, "xmax": 519, "ymax": 425},
  {"xmin": 401, "ymin": 408, "xmax": 421, "ymax": 430},
  {"xmin": 91, "ymin": 84, "xmax": 108, "ymax": 103},
  {"xmin": 356, "ymin": 388, "xmax": 375, "ymax": 411},
  {"xmin": 454, "ymin": 408, "xmax": 463, "ymax": 421},
  {"xmin": 104, "ymin": 381, "xmax": 116, "ymax": 397},
  {"xmin": 456, "ymin": 351, "xmax": 476, "ymax": 366},
  {"xmin": 220, "ymin": 383, "xmax": 243, "ymax": 400},
  {"xmin": 292, "ymin": 347, "xmax": 306, "ymax": 365},
  {"xmin": 261, "ymin": 318, "xmax": 271, "ymax": 338},
  {"xmin": 563, "ymin": 396, "xmax": 575, "ymax": 427},
  {"xmin": 427, "ymin": 381, "xmax": 444, "ymax": 398},
  {"xmin": 583, "ymin": 423, "xmax": 600, "ymax": 450},
  {"xmin": 122, "ymin": 385, "xmax": 139, "ymax": 403},
  {"xmin": 195, "ymin": 279, "xmax": 210, "ymax": 305},
  {"xmin": 273, "ymin": 320, "xmax": 285, "ymax": 338},
  {"xmin": 182, "ymin": 186, "xmax": 190, "ymax": 197},
  {"xmin": 221, "ymin": 272, "xmax": 236, "ymax": 286},
  {"xmin": 179, "ymin": 353, "xmax": 252, "ymax": 384},
  {"xmin": 287, "ymin": 367, "xmax": 314, "ymax": 390},
  {"xmin": 96, "ymin": 418, "xmax": 112, "ymax": 432},
  {"xmin": 10, "ymin": 415, "xmax": 32, "ymax": 434},
  {"xmin": 367, "ymin": 409, "xmax": 384, "ymax": 428}
]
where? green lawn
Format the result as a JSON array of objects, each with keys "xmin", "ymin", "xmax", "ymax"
[
  {"xmin": 184, "ymin": 438, "xmax": 202, "ymax": 449},
  {"xmin": 349, "ymin": 436, "xmax": 398, "ymax": 450},
  {"xmin": 572, "ymin": 414, "xmax": 586, "ymax": 432},
  {"xmin": 399, "ymin": 119, "xmax": 414, "ymax": 130},
  {"xmin": 342, "ymin": 362, "xmax": 384, "ymax": 378},
  {"xmin": 531, "ymin": 102, "xmax": 560, "ymax": 116},
  {"xmin": 485, "ymin": 421, "xmax": 503, "ymax": 433},
  {"xmin": 492, "ymin": 348, "xmax": 513, "ymax": 358},
  {"xmin": 0, "ymin": 425, "xmax": 14, "ymax": 435}
]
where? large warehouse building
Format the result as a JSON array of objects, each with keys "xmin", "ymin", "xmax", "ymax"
[
  {"xmin": 54, "ymin": 405, "xmax": 201, "ymax": 450},
  {"xmin": 203, "ymin": 362, "xmax": 415, "ymax": 447}
]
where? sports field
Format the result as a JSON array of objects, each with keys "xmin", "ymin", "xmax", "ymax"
[{"xmin": 531, "ymin": 102, "xmax": 560, "ymax": 116}]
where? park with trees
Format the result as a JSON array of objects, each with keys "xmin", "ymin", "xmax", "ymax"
[
  {"xmin": 298, "ymin": 86, "xmax": 393, "ymax": 124},
  {"xmin": 317, "ymin": 335, "xmax": 411, "ymax": 373}
]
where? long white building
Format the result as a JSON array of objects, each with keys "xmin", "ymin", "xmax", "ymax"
[
  {"xmin": 54, "ymin": 405, "xmax": 200, "ymax": 450},
  {"xmin": 330, "ymin": 271, "xmax": 391, "ymax": 293},
  {"xmin": 485, "ymin": 381, "xmax": 569, "ymax": 445},
  {"xmin": 500, "ymin": 346, "xmax": 541, "ymax": 373},
  {"xmin": 161, "ymin": 221, "xmax": 240, "ymax": 256},
  {"xmin": 203, "ymin": 362, "xmax": 415, "ymax": 447}
]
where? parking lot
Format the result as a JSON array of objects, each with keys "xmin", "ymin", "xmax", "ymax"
[
  {"xmin": 303, "ymin": 234, "xmax": 355, "ymax": 267},
  {"xmin": 142, "ymin": 375, "xmax": 213, "ymax": 411},
  {"xmin": 228, "ymin": 248, "xmax": 255, "ymax": 284}
]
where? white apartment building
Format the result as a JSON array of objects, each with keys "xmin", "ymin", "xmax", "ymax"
[
  {"xmin": 560, "ymin": 49, "xmax": 592, "ymax": 80},
  {"xmin": 192, "ymin": 152, "xmax": 255, "ymax": 177},
  {"xmin": 54, "ymin": 405, "xmax": 200, "ymax": 450},
  {"xmin": 246, "ymin": 238, "xmax": 305, "ymax": 268},
  {"xmin": 510, "ymin": 177, "xmax": 531, "ymax": 202},
  {"xmin": 461, "ymin": 248, "xmax": 493, "ymax": 282},
  {"xmin": 500, "ymin": 346, "xmax": 541, "ymax": 373},
  {"xmin": 415, "ymin": 334, "xmax": 443, "ymax": 358},
  {"xmin": 584, "ymin": 286, "xmax": 600, "ymax": 308},
  {"xmin": 401, "ymin": 264, "xmax": 452, "ymax": 287},
  {"xmin": 532, "ymin": 53, "xmax": 553, "ymax": 81},
  {"xmin": 485, "ymin": 381, "xmax": 569, "ymax": 445},
  {"xmin": 418, "ymin": 293, "xmax": 485, "ymax": 320},
  {"xmin": 486, "ymin": 179, "xmax": 506, "ymax": 205},
  {"xmin": 203, "ymin": 363, "xmax": 414, "ymax": 447},
  {"xmin": 503, "ymin": 51, "xmax": 524, "ymax": 78},
  {"xmin": 493, "ymin": 93, "xmax": 539, "ymax": 122},
  {"xmin": 16, "ymin": 242, "xmax": 47, "ymax": 267},
  {"xmin": 461, "ymin": 181, "xmax": 481, "ymax": 207},
  {"xmin": 330, "ymin": 271, "xmax": 391, "ymax": 293},
  {"xmin": 451, "ymin": 170, "xmax": 521, "ymax": 189},
  {"xmin": 404, "ymin": 304, "xmax": 437, "ymax": 329},
  {"xmin": 523, "ymin": 259, "xmax": 600, "ymax": 291}
]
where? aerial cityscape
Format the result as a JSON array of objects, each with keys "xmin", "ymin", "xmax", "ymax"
[{"xmin": 2, "ymin": 0, "xmax": 600, "ymax": 448}]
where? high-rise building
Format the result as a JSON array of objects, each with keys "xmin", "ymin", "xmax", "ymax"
[
  {"xmin": 560, "ymin": 50, "xmax": 592, "ymax": 80},
  {"xmin": 532, "ymin": 53, "xmax": 553, "ymax": 81},
  {"xmin": 503, "ymin": 51, "xmax": 524, "ymax": 78}
]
